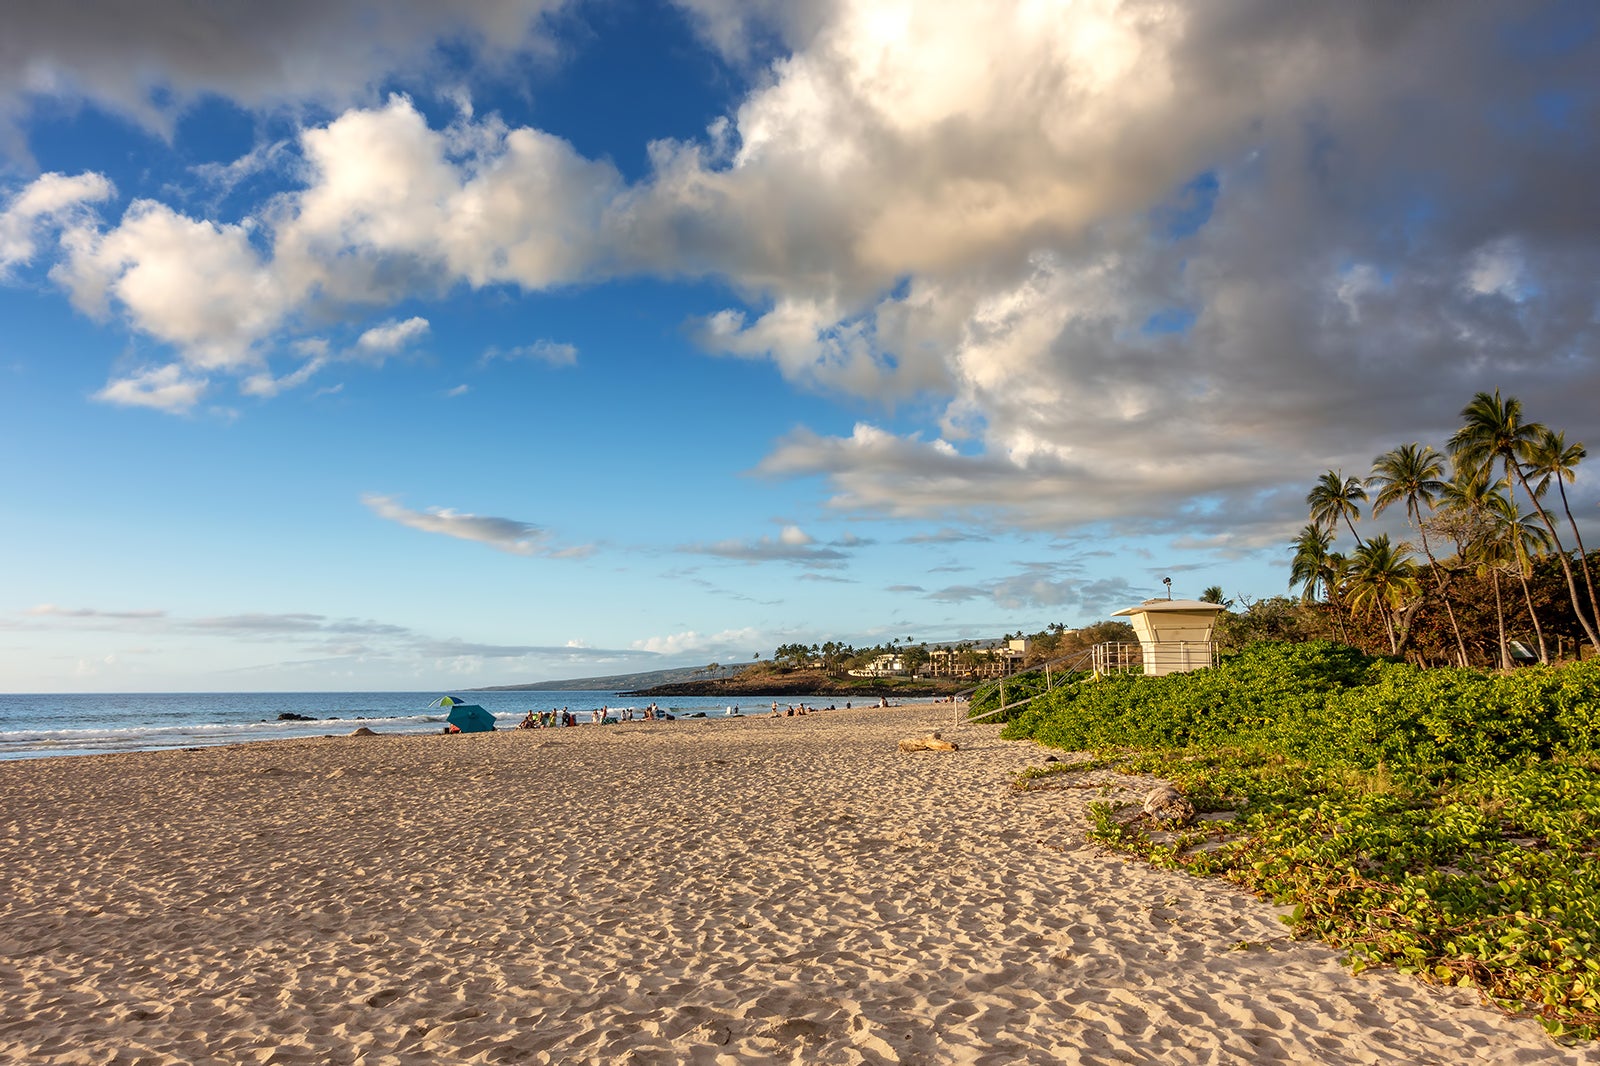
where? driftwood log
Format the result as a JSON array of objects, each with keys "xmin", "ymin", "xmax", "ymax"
[{"xmin": 898, "ymin": 732, "xmax": 958, "ymax": 753}]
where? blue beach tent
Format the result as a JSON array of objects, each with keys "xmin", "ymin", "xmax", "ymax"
[{"xmin": 432, "ymin": 696, "xmax": 497, "ymax": 733}]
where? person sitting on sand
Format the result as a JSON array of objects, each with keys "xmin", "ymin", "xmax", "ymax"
[{"xmin": 518, "ymin": 711, "xmax": 537, "ymax": 730}]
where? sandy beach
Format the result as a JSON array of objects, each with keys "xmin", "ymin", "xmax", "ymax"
[{"xmin": 0, "ymin": 703, "xmax": 1584, "ymax": 1065}]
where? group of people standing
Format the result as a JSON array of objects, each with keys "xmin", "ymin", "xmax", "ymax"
[{"xmin": 516, "ymin": 703, "xmax": 675, "ymax": 729}]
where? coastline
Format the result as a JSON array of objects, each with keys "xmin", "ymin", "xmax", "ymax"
[
  {"xmin": 0, "ymin": 702, "xmax": 1577, "ymax": 1064},
  {"xmin": 622, "ymin": 668, "xmax": 967, "ymax": 699}
]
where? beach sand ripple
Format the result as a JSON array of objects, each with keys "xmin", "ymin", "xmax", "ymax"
[{"xmin": 0, "ymin": 705, "xmax": 1583, "ymax": 1064}]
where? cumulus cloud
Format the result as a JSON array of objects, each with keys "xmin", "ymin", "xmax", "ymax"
[
  {"xmin": 362, "ymin": 493, "xmax": 591, "ymax": 558},
  {"xmin": 55, "ymin": 200, "xmax": 290, "ymax": 370},
  {"xmin": 35, "ymin": 95, "xmax": 620, "ymax": 401},
  {"xmin": 6, "ymin": 0, "xmax": 1600, "ymax": 544},
  {"xmin": 271, "ymin": 97, "xmax": 622, "ymax": 301},
  {"xmin": 0, "ymin": 171, "xmax": 114, "ymax": 272}
]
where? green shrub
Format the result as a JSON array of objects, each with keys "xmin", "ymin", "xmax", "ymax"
[{"xmin": 998, "ymin": 642, "xmax": 1600, "ymax": 1037}]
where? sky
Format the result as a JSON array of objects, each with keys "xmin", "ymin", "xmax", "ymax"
[{"xmin": 3, "ymin": 0, "xmax": 1598, "ymax": 692}]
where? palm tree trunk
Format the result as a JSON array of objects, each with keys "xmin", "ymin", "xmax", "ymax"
[
  {"xmin": 1492, "ymin": 568, "xmax": 1510, "ymax": 670},
  {"xmin": 1515, "ymin": 566, "xmax": 1548, "ymax": 664},
  {"xmin": 1510, "ymin": 463, "xmax": 1600, "ymax": 650},
  {"xmin": 1417, "ymin": 523, "xmax": 1468, "ymax": 667}
]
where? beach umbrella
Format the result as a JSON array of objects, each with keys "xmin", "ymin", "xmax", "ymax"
[
  {"xmin": 445, "ymin": 704, "xmax": 496, "ymax": 732},
  {"xmin": 431, "ymin": 696, "xmax": 496, "ymax": 733}
]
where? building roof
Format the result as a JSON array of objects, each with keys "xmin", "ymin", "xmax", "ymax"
[{"xmin": 1111, "ymin": 598, "xmax": 1228, "ymax": 617}]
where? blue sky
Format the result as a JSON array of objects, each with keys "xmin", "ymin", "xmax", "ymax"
[{"xmin": 2, "ymin": 1, "xmax": 1598, "ymax": 691}]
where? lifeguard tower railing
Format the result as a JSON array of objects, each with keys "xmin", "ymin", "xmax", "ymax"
[{"xmin": 1091, "ymin": 640, "xmax": 1217, "ymax": 678}]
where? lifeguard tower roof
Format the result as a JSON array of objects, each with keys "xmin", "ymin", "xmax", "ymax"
[
  {"xmin": 1109, "ymin": 598, "xmax": 1226, "ymax": 676},
  {"xmin": 1112, "ymin": 598, "xmax": 1228, "ymax": 616}
]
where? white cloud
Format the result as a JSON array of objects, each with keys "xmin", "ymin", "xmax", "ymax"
[
  {"xmin": 241, "ymin": 352, "xmax": 326, "ymax": 398},
  {"xmin": 273, "ymin": 96, "xmax": 622, "ymax": 302},
  {"xmin": 1465, "ymin": 238, "xmax": 1526, "ymax": 301},
  {"xmin": 190, "ymin": 139, "xmax": 294, "ymax": 195},
  {"xmin": 92, "ymin": 363, "xmax": 207, "ymax": 412},
  {"xmin": 5, "ymin": 0, "xmax": 1599, "ymax": 544},
  {"xmin": 444, "ymin": 384, "xmax": 470, "ymax": 397},
  {"xmin": 356, "ymin": 315, "xmax": 429, "ymax": 354},
  {"xmin": 630, "ymin": 626, "xmax": 762, "ymax": 657},
  {"xmin": 362, "ymin": 493, "xmax": 589, "ymax": 557},
  {"xmin": 483, "ymin": 339, "xmax": 578, "ymax": 366},
  {"xmin": 0, "ymin": 171, "xmax": 114, "ymax": 272},
  {"xmin": 54, "ymin": 200, "xmax": 289, "ymax": 370}
]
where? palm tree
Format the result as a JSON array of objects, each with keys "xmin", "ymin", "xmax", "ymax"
[
  {"xmin": 1433, "ymin": 463, "xmax": 1506, "ymax": 667},
  {"xmin": 1344, "ymin": 534, "xmax": 1419, "ymax": 655},
  {"xmin": 1449, "ymin": 390, "xmax": 1600, "ymax": 649},
  {"xmin": 1369, "ymin": 443, "xmax": 1469, "ymax": 666},
  {"xmin": 1289, "ymin": 524, "xmax": 1333, "ymax": 604},
  {"xmin": 1525, "ymin": 427, "xmax": 1600, "ymax": 634},
  {"xmin": 1307, "ymin": 470, "xmax": 1368, "ymax": 546},
  {"xmin": 1289, "ymin": 524, "xmax": 1350, "ymax": 641},
  {"xmin": 1485, "ymin": 489, "xmax": 1554, "ymax": 665}
]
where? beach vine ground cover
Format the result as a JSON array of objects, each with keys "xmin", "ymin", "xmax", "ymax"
[{"xmin": 990, "ymin": 643, "xmax": 1600, "ymax": 1039}]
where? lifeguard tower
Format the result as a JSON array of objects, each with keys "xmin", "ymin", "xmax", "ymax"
[{"xmin": 1094, "ymin": 598, "xmax": 1226, "ymax": 677}]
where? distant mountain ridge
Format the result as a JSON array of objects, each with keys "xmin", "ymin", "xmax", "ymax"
[{"xmin": 472, "ymin": 665, "xmax": 731, "ymax": 692}]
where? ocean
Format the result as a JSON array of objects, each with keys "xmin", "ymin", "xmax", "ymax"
[{"xmin": 0, "ymin": 690, "xmax": 848, "ymax": 761}]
